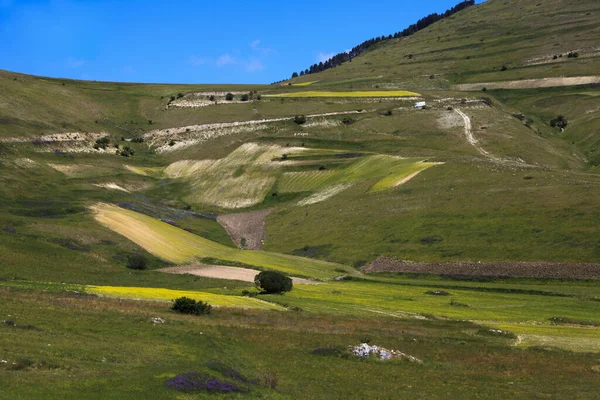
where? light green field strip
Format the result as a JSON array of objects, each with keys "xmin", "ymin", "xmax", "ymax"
[
  {"xmin": 279, "ymin": 156, "xmax": 438, "ymax": 195},
  {"xmin": 276, "ymin": 281, "xmax": 600, "ymax": 324},
  {"xmin": 494, "ymin": 323, "xmax": 600, "ymax": 353},
  {"xmin": 91, "ymin": 203, "xmax": 348, "ymax": 279},
  {"xmin": 124, "ymin": 165, "xmax": 163, "ymax": 177},
  {"xmin": 265, "ymin": 90, "xmax": 420, "ymax": 98},
  {"xmin": 291, "ymin": 81, "xmax": 317, "ymax": 87},
  {"xmin": 88, "ymin": 285, "xmax": 284, "ymax": 310},
  {"xmin": 278, "ymin": 170, "xmax": 337, "ymax": 193}
]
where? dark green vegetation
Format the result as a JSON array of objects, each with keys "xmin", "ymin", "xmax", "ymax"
[
  {"xmin": 1, "ymin": 0, "xmax": 600, "ymax": 397},
  {"xmin": 171, "ymin": 296, "xmax": 213, "ymax": 315},
  {"xmin": 254, "ymin": 271, "xmax": 293, "ymax": 294}
]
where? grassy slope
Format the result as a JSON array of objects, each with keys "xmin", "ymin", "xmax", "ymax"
[
  {"xmin": 1, "ymin": 0, "xmax": 600, "ymax": 396},
  {"xmin": 3, "ymin": 287, "xmax": 600, "ymax": 399},
  {"xmin": 287, "ymin": 0, "xmax": 600, "ymax": 88}
]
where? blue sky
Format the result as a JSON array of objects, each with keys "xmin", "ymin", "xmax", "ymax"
[{"xmin": 0, "ymin": 0, "xmax": 483, "ymax": 84}]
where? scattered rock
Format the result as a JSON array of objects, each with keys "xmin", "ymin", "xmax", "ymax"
[
  {"xmin": 152, "ymin": 317, "xmax": 166, "ymax": 324},
  {"xmin": 350, "ymin": 343, "xmax": 423, "ymax": 363}
]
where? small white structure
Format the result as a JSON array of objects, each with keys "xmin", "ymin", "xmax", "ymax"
[{"xmin": 414, "ymin": 101, "xmax": 426, "ymax": 109}]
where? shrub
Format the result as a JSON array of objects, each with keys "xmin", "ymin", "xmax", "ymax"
[
  {"xmin": 169, "ymin": 140, "xmax": 176, "ymax": 146},
  {"xmin": 550, "ymin": 115, "xmax": 568, "ymax": 129},
  {"xmin": 254, "ymin": 271, "xmax": 293, "ymax": 294},
  {"xmin": 342, "ymin": 116, "xmax": 355, "ymax": 125},
  {"xmin": 130, "ymin": 137, "xmax": 144, "ymax": 143},
  {"xmin": 177, "ymin": 93, "xmax": 184, "ymax": 98},
  {"xmin": 500, "ymin": 65, "xmax": 508, "ymax": 71},
  {"xmin": 126, "ymin": 254, "xmax": 148, "ymax": 270},
  {"xmin": 209, "ymin": 95, "xmax": 215, "ymax": 101},
  {"xmin": 117, "ymin": 146, "xmax": 135, "ymax": 157},
  {"xmin": 567, "ymin": 52, "xmax": 579, "ymax": 58},
  {"xmin": 240, "ymin": 94, "xmax": 249, "ymax": 102},
  {"xmin": 225, "ymin": 93, "xmax": 234, "ymax": 101},
  {"xmin": 293, "ymin": 115, "xmax": 306, "ymax": 125},
  {"xmin": 256, "ymin": 94, "xmax": 262, "ymax": 100},
  {"xmin": 93, "ymin": 136, "xmax": 110, "ymax": 150},
  {"xmin": 171, "ymin": 297, "xmax": 212, "ymax": 315}
]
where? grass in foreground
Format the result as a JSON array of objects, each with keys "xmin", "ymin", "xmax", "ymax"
[{"xmin": 2, "ymin": 287, "xmax": 600, "ymax": 399}]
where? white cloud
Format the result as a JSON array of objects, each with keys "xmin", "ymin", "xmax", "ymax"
[
  {"xmin": 250, "ymin": 39, "xmax": 274, "ymax": 55},
  {"xmin": 65, "ymin": 57, "xmax": 85, "ymax": 69},
  {"xmin": 316, "ymin": 52, "xmax": 335, "ymax": 63},
  {"xmin": 216, "ymin": 54, "xmax": 235, "ymax": 66},
  {"xmin": 189, "ymin": 56, "xmax": 207, "ymax": 66},
  {"xmin": 244, "ymin": 58, "xmax": 264, "ymax": 72}
]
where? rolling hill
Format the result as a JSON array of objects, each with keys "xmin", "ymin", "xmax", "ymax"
[{"xmin": 1, "ymin": 0, "xmax": 600, "ymax": 398}]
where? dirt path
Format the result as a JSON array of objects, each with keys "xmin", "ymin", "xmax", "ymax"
[
  {"xmin": 455, "ymin": 108, "xmax": 497, "ymax": 159},
  {"xmin": 362, "ymin": 256, "xmax": 600, "ymax": 280},
  {"xmin": 158, "ymin": 264, "xmax": 316, "ymax": 284},
  {"xmin": 144, "ymin": 110, "xmax": 374, "ymax": 153},
  {"xmin": 217, "ymin": 209, "xmax": 272, "ymax": 250},
  {"xmin": 453, "ymin": 76, "xmax": 600, "ymax": 91}
]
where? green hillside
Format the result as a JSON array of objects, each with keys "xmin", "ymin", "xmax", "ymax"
[{"xmin": 2, "ymin": 0, "xmax": 600, "ymax": 398}]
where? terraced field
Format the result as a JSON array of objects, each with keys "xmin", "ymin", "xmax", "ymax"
[{"xmin": 91, "ymin": 203, "xmax": 348, "ymax": 279}]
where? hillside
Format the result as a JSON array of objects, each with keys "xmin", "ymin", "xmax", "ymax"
[{"xmin": 1, "ymin": 0, "xmax": 600, "ymax": 398}]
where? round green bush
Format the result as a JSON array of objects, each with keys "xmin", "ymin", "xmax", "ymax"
[
  {"xmin": 254, "ymin": 271, "xmax": 293, "ymax": 294},
  {"xmin": 171, "ymin": 297, "xmax": 212, "ymax": 315},
  {"xmin": 126, "ymin": 254, "xmax": 147, "ymax": 270}
]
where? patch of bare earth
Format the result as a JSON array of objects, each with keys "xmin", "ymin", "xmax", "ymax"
[
  {"xmin": 158, "ymin": 264, "xmax": 315, "ymax": 284},
  {"xmin": 453, "ymin": 76, "xmax": 600, "ymax": 91},
  {"xmin": 362, "ymin": 257, "xmax": 600, "ymax": 280},
  {"xmin": 217, "ymin": 209, "xmax": 272, "ymax": 250}
]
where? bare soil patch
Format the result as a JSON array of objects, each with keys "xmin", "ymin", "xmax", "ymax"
[
  {"xmin": 363, "ymin": 257, "xmax": 600, "ymax": 280},
  {"xmin": 217, "ymin": 209, "xmax": 272, "ymax": 250},
  {"xmin": 454, "ymin": 76, "xmax": 600, "ymax": 91},
  {"xmin": 158, "ymin": 264, "xmax": 315, "ymax": 284}
]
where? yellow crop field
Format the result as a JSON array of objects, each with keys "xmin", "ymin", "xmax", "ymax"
[
  {"xmin": 88, "ymin": 285, "xmax": 284, "ymax": 310},
  {"xmin": 91, "ymin": 203, "xmax": 347, "ymax": 279},
  {"xmin": 265, "ymin": 90, "xmax": 420, "ymax": 98}
]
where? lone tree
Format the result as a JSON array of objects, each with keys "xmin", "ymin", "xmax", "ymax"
[
  {"xmin": 291, "ymin": 72, "xmax": 299, "ymax": 78},
  {"xmin": 550, "ymin": 115, "xmax": 568, "ymax": 129},
  {"xmin": 225, "ymin": 93, "xmax": 234, "ymax": 101},
  {"xmin": 255, "ymin": 271, "xmax": 293, "ymax": 294}
]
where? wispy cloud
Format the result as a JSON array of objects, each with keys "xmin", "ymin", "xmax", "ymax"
[
  {"xmin": 65, "ymin": 57, "xmax": 85, "ymax": 69},
  {"xmin": 244, "ymin": 58, "xmax": 264, "ymax": 72},
  {"xmin": 216, "ymin": 54, "xmax": 235, "ymax": 66},
  {"xmin": 250, "ymin": 39, "xmax": 274, "ymax": 55},
  {"xmin": 316, "ymin": 52, "xmax": 334, "ymax": 63},
  {"xmin": 250, "ymin": 39, "xmax": 261, "ymax": 50},
  {"xmin": 189, "ymin": 55, "xmax": 207, "ymax": 66}
]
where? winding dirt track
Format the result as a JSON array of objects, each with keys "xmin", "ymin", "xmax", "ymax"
[{"xmin": 455, "ymin": 108, "xmax": 496, "ymax": 159}]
